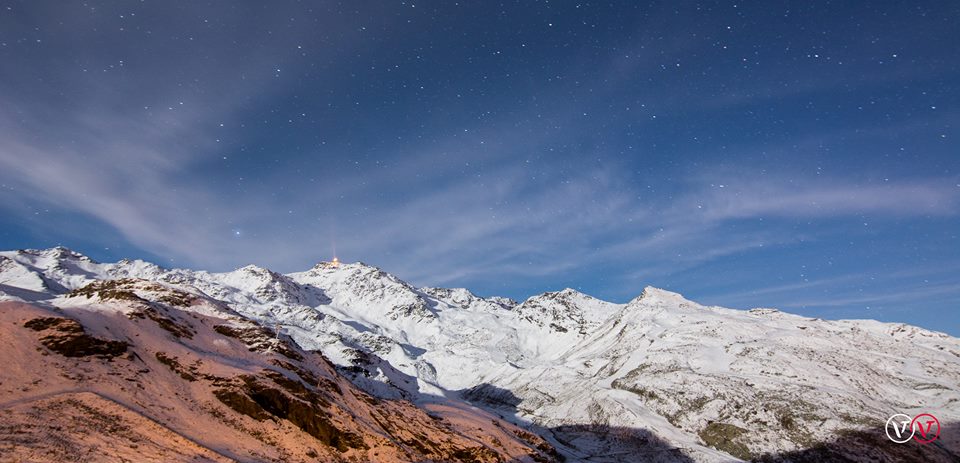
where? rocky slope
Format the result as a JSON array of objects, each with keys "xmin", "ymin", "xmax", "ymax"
[
  {"xmin": 1, "ymin": 246, "xmax": 958, "ymax": 462},
  {"xmin": 0, "ymin": 273, "xmax": 556, "ymax": 462}
]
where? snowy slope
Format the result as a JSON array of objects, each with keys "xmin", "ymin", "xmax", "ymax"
[
  {"xmin": 472, "ymin": 287, "xmax": 960, "ymax": 461},
  {"xmin": 0, "ymin": 278, "xmax": 556, "ymax": 462},
  {"xmin": 2, "ymin": 247, "xmax": 958, "ymax": 462}
]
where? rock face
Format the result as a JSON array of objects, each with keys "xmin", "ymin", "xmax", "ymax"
[
  {"xmin": 2, "ymin": 247, "xmax": 959, "ymax": 462},
  {"xmin": 513, "ymin": 288, "xmax": 619, "ymax": 334}
]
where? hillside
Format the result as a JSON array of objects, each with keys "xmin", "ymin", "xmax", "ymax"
[
  {"xmin": 1, "ymin": 247, "xmax": 958, "ymax": 462},
  {"xmin": 0, "ymin": 275, "xmax": 556, "ymax": 462}
]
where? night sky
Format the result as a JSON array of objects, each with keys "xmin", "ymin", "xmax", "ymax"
[{"xmin": 1, "ymin": 1, "xmax": 958, "ymax": 334}]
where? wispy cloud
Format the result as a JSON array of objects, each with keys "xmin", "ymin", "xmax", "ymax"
[
  {"xmin": 300, "ymin": 159, "xmax": 959, "ymax": 293},
  {"xmin": 695, "ymin": 178, "xmax": 959, "ymax": 221},
  {"xmin": 3, "ymin": 104, "xmax": 958, "ymax": 291},
  {"xmin": 778, "ymin": 282, "xmax": 960, "ymax": 309}
]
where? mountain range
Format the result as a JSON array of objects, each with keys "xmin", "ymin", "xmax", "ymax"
[{"xmin": 1, "ymin": 247, "xmax": 957, "ymax": 462}]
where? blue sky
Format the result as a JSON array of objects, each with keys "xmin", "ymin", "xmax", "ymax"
[{"xmin": 0, "ymin": 1, "xmax": 958, "ymax": 335}]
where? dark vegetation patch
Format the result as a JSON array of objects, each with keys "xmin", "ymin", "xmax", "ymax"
[
  {"xmin": 610, "ymin": 378, "xmax": 659, "ymax": 401},
  {"xmin": 398, "ymin": 432, "xmax": 440, "ymax": 456},
  {"xmin": 154, "ymin": 352, "xmax": 196, "ymax": 381},
  {"xmin": 68, "ymin": 279, "xmax": 145, "ymax": 303},
  {"xmin": 70, "ymin": 279, "xmax": 196, "ymax": 339},
  {"xmin": 157, "ymin": 291, "xmax": 195, "ymax": 307},
  {"xmin": 699, "ymin": 422, "xmax": 752, "ymax": 461},
  {"xmin": 449, "ymin": 446, "xmax": 502, "ymax": 462},
  {"xmin": 262, "ymin": 370, "xmax": 331, "ymax": 407},
  {"xmin": 511, "ymin": 428, "xmax": 561, "ymax": 460},
  {"xmin": 23, "ymin": 317, "xmax": 128, "ymax": 359},
  {"xmin": 213, "ymin": 324, "xmax": 303, "ymax": 361},
  {"xmin": 270, "ymin": 359, "xmax": 343, "ymax": 396},
  {"xmin": 24, "ymin": 317, "xmax": 82, "ymax": 332},
  {"xmin": 736, "ymin": 395, "xmax": 823, "ymax": 449},
  {"xmin": 154, "ymin": 352, "xmax": 225, "ymax": 383},
  {"xmin": 213, "ymin": 388, "xmax": 272, "ymax": 421},
  {"xmin": 213, "ymin": 374, "xmax": 366, "ymax": 452},
  {"xmin": 129, "ymin": 307, "xmax": 194, "ymax": 339}
]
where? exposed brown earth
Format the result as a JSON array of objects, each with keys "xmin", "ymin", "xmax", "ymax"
[{"xmin": 0, "ymin": 289, "xmax": 558, "ymax": 463}]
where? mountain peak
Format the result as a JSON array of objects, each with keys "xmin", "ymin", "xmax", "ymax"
[
  {"xmin": 516, "ymin": 288, "xmax": 620, "ymax": 334},
  {"xmin": 556, "ymin": 287, "xmax": 592, "ymax": 298},
  {"xmin": 22, "ymin": 246, "xmax": 95, "ymax": 263},
  {"xmin": 237, "ymin": 263, "xmax": 268, "ymax": 272},
  {"xmin": 629, "ymin": 286, "xmax": 696, "ymax": 308},
  {"xmin": 313, "ymin": 260, "xmax": 341, "ymax": 270},
  {"xmin": 422, "ymin": 286, "xmax": 477, "ymax": 301},
  {"xmin": 311, "ymin": 259, "xmax": 380, "ymax": 271},
  {"xmin": 229, "ymin": 264, "xmax": 288, "ymax": 283},
  {"xmin": 523, "ymin": 288, "xmax": 589, "ymax": 303},
  {"xmin": 290, "ymin": 260, "xmax": 433, "ymax": 321}
]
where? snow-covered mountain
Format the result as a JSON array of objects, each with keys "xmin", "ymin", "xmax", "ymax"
[
  {"xmin": 0, "ymin": 265, "xmax": 555, "ymax": 462},
  {"xmin": 2, "ymin": 247, "xmax": 958, "ymax": 462}
]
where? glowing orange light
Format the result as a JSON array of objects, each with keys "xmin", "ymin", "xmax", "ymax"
[{"xmin": 331, "ymin": 256, "xmax": 340, "ymax": 267}]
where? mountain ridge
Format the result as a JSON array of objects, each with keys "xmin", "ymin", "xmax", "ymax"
[{"xmin": 2, "ymin": 246, "xmax": 958, "ymax": 462}]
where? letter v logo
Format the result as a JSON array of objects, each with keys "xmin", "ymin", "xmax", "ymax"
[
  {"xmin": 886, "ymin": 414, "xmax": 915, "ymax": 443},
  {"xmin": 911, "ymin": 413, "xmax": 941, "ymax": 444}
]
